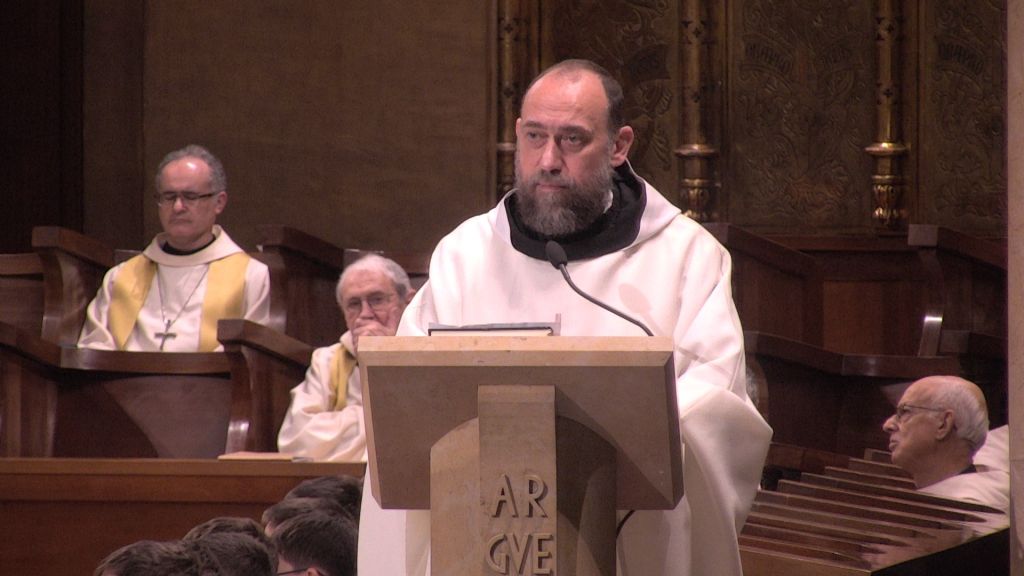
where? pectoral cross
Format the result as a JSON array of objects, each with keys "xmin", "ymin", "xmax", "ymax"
[{"xmin": 155, "ymin": 319, "xmax": 177, "ymax": 351}]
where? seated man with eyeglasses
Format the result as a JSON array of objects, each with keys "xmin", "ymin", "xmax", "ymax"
[
  {"xmin": 78, "ymin": 144, "xmax": 270, "ymax": 352},
  {"xmin": 883, "ymin": 375, "xmax": 1008, "ymax": 512},
  {"xmin": 277, "ymin": 254, "xmax": 414, "ymax": 462}
]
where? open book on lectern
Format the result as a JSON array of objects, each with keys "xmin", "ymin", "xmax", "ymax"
[{"xmin": 427, "ymin": 314, "xmax": 561, "ymax": 337}]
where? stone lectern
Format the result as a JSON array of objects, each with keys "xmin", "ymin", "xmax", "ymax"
[{"xmin": 359, "ymin": 335, "xmax": 683, "ymax": 576}]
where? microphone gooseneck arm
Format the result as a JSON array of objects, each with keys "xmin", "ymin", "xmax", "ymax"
[{"xmin": 544, "ymin": 241, "xmax": 654, "ymax": 337}]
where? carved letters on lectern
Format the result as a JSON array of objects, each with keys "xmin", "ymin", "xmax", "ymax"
[{"xmin": 485, "ymin": 473, "xmax": 554, "ymax": 575}]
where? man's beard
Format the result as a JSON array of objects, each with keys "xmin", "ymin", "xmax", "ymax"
[{"xmin": 513, "ymin": 159, "xmax": 615, "ymax": 238}]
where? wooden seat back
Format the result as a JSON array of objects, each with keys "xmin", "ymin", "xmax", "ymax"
[
  {"xmin": 745, "ymin": 331, "xmax": 961, "ymax": 456},
  {"xmin": 742, "ymin": 446, "xmax": 1008, "ymax": 575},
  {"xmin": 0, "ymin": 253, "xmax": 45, "ymax": 335},
  {"xmin": 0, "ymin": 319, "xmax": 313, "ymax": 458},
  {"xmin": 704, "ymin": 223, "xmax": 824, "ymax": 346},
  {"xmin": 31, "ymin": 226, "xmax": 113, "ymax": 346}
]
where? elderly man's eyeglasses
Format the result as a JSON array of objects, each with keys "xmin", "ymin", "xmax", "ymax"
[
  {"xmin": 892, "ymin": 403, "xmax": 946, "ymax": 423},
  {"xmin": 343, "ymin": 292, "xmax": 396, "ymax": 316},
  {"xmin": 154, "ymin": 191, "xmax": 218, "ymax": 206}
]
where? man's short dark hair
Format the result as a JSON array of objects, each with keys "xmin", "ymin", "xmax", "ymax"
[
  {"xmin": 523, "ymin": 59, "xmax": 626, "ymax": 133},
  {"xmin": 272, "ymin": 511, "xmax": 357, "ymax": 576},
  {"xmin": 184, "ymin": 532, "xmax": 274, "ymax": 576},
  {"xmin": 182, "ymin": 516, "xmax": 272, "ymax": 551},
  {"xmin": 93, "ymin": 540, "xmax": 198, "ymax": 576},
  {"xmin": 285, "ymin": 475, "xmax": 363, "ymax": 522},
  {"xmin": 263, "ymin": 496, "xmax": 350, "ymax": 529}
]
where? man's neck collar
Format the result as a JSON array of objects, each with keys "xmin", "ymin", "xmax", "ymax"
[
  {"xmin": 506, "ymin": 162, "xmax": 646, "ymax": 262},
  {"xmin": 161, "ymin": 232, "xmax": 217, "ymax": 255},
  {"xmin": 911, "ymin": 453, "xmax": 975, "ymax": 489}
]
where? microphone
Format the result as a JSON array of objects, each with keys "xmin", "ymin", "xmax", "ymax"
[{"xmin": 544, "ymin": 240, "xmax": 653, "ymax": 336}]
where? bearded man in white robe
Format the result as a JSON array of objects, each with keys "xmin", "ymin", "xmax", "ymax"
[
  {"xmin": 78, "ymin": 144, "xmax": 270, "ymax": 352},
  {"xmin": 358, "ymin": 59, "xmax": 772, "ymax": 576}
]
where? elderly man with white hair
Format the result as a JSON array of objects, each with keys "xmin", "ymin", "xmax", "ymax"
[
  {"xmin": 883, "ymin": 375, "xmax": 1008, "ymax": 512},
  {"xmin": 277, "ymin": 254, "xmax": 415, "ymax": 462}
]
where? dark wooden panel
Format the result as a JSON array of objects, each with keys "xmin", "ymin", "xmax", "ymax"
[
  {"xmin": 0, "ymin": 458, "xmax": 363, "ymax": 576},
  {"xmin": 81, "ymin": 0, "xmax": 145, "ymax": 250},
  {"xmin": 0, "ymin": 254, "xmax": 45, "ymax": 335},
  {"xmin": 0, "ymin": 0, "xmax": 83, "ymax": 252},
  {"xmin": 0, "ymin": 319, "xmax": 313, "ymax": 458},
  {"xmin": 746, "ymin": 332, "xmax": 961, "ymax": 456},
  {"xmin": 773, "ymin": 235, "xmax": 926, "ymax": 355},
  {"xmin": 138, "ymin": 0, "xmax": 494, "ymax": 255},
  {"xmin": 704, "ymin": 223, "xmax": 823, "ymax": 345}
]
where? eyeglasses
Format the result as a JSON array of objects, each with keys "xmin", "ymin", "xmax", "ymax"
[
  {"xmin": 892, "ymin": 403, "xmax": 947, "ymax": 423},
  {"xmin": 343, "ymin": 292, "xmax": 396, "ymax": 316},
  {"xmin": 277, "ymin": 568, "xmax": 326, "ymax": 576},
  {"xmin": 154, "ymin": 191, "xmax": 219, "ymax": 206}
]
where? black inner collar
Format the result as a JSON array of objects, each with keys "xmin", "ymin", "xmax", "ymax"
[
  {"xmin": 506, "ymin": 163, "xmax": 646, "ymax": 262},
  {"xmin": 160, "ymin": 234, "xmax": 217, "ymax": 256}
]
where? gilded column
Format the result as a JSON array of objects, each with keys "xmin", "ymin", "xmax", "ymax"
[
  {"xmin": 866, "ymin": 0, "xmax": 908, "ymax": 229},
  {"xmin": 676, "ymin": 0, "xmax": 719, "ymax": 222},
  {"xmin": 497, "ymin": 0, "xmax": 537, "ymax": 199}
]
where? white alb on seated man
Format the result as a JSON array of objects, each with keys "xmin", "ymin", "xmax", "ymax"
[
  {"xmin": 277, "ymin": 254, "xmax": 414, "ymax": 462},
  {"xmin": 883, "ymin": 375, "xmax": 1009, "ymax": 513},
  {"xmin": 78, "ymin": 144, "xmax": 271, "ymax": 352}
]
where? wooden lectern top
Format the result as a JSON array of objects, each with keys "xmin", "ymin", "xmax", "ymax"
[{"xmin": 360, "ymin": 335, "xmax": 683, "ymax": 511}]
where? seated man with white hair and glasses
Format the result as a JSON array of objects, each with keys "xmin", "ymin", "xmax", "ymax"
[
  {"xmin": 277, "ymin": 254, "xmax": 415, "ymax": 462},
  {"xmin": 883, "ymin": 375, "xmax": 1008, "ymax": 512}
]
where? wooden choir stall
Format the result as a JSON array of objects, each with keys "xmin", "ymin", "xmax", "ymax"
[{"xmin": 0, "ymin": 222, "xmax": 1010, "ymax": 575}]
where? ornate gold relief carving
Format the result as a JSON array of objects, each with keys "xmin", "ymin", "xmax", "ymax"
[
  {"xmin": 727, "ymin": 0, "xmax": 874, "ymax": 230},
  {"xmin": 545, "ymin": 1, "xmax": 677, "ymax": 200},
  {"xmin": 920, "ymin": 0, "xmax": 1006, "ymax": 232},
  {"xmin": 497, "ymin": 0, "xmax": 538, "ymax": 199}
]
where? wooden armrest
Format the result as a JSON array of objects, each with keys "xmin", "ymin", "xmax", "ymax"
[
  {"xmin": 217, "ymin": 318, "xmax": 315, "ymax": 452},
  {"xmin": 217, "ymin": 319, "xmax": 314, "ymax": 365},
  {"xmin": 0, "ymin": 253, "xmax": 43, "ymax": 275},
  {"xmin": 908, "ymin": 224, "xmax": 1007, "ymax": 270},
  {"xmin": 745, "ymin": 331, "xmax": 960, "ymax": 378},
  {"xmin": 703, "ymin": 223, "xmax": 820, "ymax": 278},
  {"xmin": 0, "ymin": 321, "xmax": 62, "ymax": 365},
  {"xmin": 31, "ymin": 226, "xmax": 114, "ymax": 269},
  {"xmin": 62, "ymin": 348, "xmax": 230, "ymax": 373},
  {"xmin": 30, "ymin": 227, "xmax": 114, "ymax": 346},
  {"xmin": 256, "ymin": 225, "xmax": 347, "ymax": 271}
]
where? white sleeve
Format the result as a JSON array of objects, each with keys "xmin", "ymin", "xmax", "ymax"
[
  {"xmin": 677, "ymin": 245, "xmax": 771, "ymax": 574},
  {"xmin": 243, "ymin": 258, "xmax": 272, "ymax": 326},
  {"xmin": 76, "ymin": 265, "xmax": 121, "ymax": 350},
  {"xmin": 619, "ymin": 242, "xmax": 772, "ymax": 576},
  {"xmin": 277, "ymin": 343, "xmax": 367, "ymax": 462}
]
